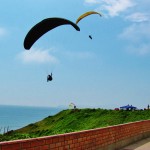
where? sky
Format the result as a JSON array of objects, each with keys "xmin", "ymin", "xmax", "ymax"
[{"xmin": 0, "ymin": 0, "xmax": 150, "ymax": 109}]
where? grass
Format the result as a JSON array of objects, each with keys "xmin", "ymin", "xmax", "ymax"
[{"xmin": 0, "ymin": 108, "xmax": 150, "ymax": 141}]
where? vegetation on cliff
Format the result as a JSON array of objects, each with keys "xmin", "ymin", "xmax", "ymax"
[{"xmin": 0, "ymin": 108, "xmax": 150, "ymax": 141}]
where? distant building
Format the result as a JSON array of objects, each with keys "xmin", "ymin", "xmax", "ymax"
[
  {"xmin": 120, "ymin": 104, "xmax": 137, "ymax": 111},
  {"xmin": 69, "ymin": 103, "xmax": 76, "ymax": 110}
]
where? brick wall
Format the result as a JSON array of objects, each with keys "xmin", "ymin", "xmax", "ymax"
[{"xmin": 0, "ymin": 120, "xmax": 150, "ymax": 150}]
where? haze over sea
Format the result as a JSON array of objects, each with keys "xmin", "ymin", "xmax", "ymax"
[{"xmin": 0, "ymin": 105, "xmax": 63, "ymax": 133}]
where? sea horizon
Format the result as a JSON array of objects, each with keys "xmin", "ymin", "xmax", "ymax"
[{"xmin": 0, "ymin": 104, "xmax": 64, "ymax": 134}]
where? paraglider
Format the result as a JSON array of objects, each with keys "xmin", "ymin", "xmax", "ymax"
[
  {"xmin": 47, "ymin": 73, "xmax": 53, "ymax": 82},
  {"xmin": 76, "ymin": 11, "xmax": 102, "ymax": 39},
  {"xmin": 76, "ymin": 11, "xmax": 102, "ymax": 24},
  {"xmin": 24, "ymin": 17, "xmax": 80, "ymax": 50}
]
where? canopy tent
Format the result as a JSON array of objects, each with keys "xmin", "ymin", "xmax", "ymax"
[{"xmin": 120, "ymin": 104, "xmax": 137, "ymax": 110}]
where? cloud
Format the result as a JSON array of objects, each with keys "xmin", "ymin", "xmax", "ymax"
[
  {"xmin": 84, "ymin": 0, "xmax": 135, "ymax": 17},
  {"xmin": 100, "ymin": 0, "xmax": 135, "ymax": 17},
  {"xmin": 126, "ymin": 44, "xmax": 150, "ymax": 56},
  {"xmin": 120, "ymin": 23, "xmax": 150, "ymax": 42},
  {"xmin": 125, "ymin": 12, "xmax": 150, "ymax": 22},
  {"xmin": 119, "ymin": 23, "xmax": 150, "ymax": 55},
  {"xmin": 18, "ymin": 47, "xmax": 59, "ymax": 64},
  {"xmin": 84, "ymin": 0, "xmax": 150, "ymax": 56},
  {"xmin": 84, "ymin": 0, "xmax": 150, "ymax": 20},
  {"xmin": 84, "ymin": 0, "xmax": 100, "ymax": 4},
  {"xmin": 0, "ymin": 27, "xmax": 7, "ymax": 37},
  {"xmin": 84, "ymin": 0, "xmax": 150, "ymax": 23},
  {"xmin": 64, "ymin": 51, "xmax": 95, "ymax": 60}
]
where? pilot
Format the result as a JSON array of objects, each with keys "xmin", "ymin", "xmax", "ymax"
[{"xmin": 47, "ymin": 73, "xmax": 53, "ymax": 82}]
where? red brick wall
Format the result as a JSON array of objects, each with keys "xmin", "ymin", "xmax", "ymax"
[{"xmin": 0, "ymin": 120, "xmax": 150, "ymax": 150}]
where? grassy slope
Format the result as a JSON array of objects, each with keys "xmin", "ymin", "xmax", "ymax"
[
  {"xmin": 16, "ymin": 108, "xmax": 150, "ymax": 135},
  {"xmin": 1, "ymin": 108, "xmax": 150, "ymax": 141}
]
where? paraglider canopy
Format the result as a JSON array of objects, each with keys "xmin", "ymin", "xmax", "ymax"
[
  {"xmin": 24, "ymin": 17, "xmax": 80, "ymax": 50},
  {"xmin": 47, "ymin": 73, "xmax": 53, "ymax": 82},
  {"xmin": 76, "ymin": 11, "xmax": 102, "ymax": 24}
]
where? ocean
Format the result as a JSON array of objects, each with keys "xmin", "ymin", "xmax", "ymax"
[{"xmin": 0, "ymin": 105, "xmax": 63, "ymax": 134}]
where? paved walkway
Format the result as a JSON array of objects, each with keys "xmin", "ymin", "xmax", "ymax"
[{"xmin": 121, "ymin": 137, "xmax": 150, "ymax": 150}]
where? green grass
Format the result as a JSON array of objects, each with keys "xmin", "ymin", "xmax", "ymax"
[{"xmin": 1, "ymin": 108, "xmax": 150, "ymax": 141}]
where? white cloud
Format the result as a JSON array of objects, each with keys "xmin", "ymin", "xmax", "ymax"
[
  {"xmin": 125, "ymin": 12, "xmax": 150, "ymax": 22},
  {"xmin": 100, "ymin": 0, "xmax": 135, "ymax": 17},
  {"xmin": 84, "ymin": 0, "xmax": 100, "ymax": 4},
  {"xmin": 64, "ymin": 51, "xmax": 95, "ymax": 60},
  {"xmin": 120, "ymin": 23, "xmax": 150, "ymax": 42},
  {"xmin": 84, "ymin": 0, "xmax": 150, "ymax": 56},
  {"xmin": 126, "ymin": 44, "xmax": 150, "ymax": 56},
  {"xmin": 84, "ymin": 0, "xmax": 150, "ymax": 22},
  {"xmin": 84, "ymin": 0, "xmax": 135, "ymax": 17},
  {"xmin": 18, "ymin": 47, "xmax": 59, "ymax": 64},
  {"xmin": 0, "ymin": 27, "xmax": 7, "ymax": 37},
  {"xmin": 120, "ymin": 23, "xmax": 150, "ymax": 55}
]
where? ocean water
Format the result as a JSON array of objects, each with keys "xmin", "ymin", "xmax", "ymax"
[{"xmin": 0, "ymin": 105, "xmax": 63, "ymax": 133}]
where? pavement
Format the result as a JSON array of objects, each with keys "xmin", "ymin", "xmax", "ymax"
[{"xmin": 121, "ymin": 137, "xmax": 150, "ymax": 150}]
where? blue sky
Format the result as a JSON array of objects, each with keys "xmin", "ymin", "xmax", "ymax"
[{"xmin": 0, "ymin": 0, "xmax": 150, "ymax": 109}]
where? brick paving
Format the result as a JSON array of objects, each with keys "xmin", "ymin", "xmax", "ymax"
[{"xmin": 121, "ymin": 137, "xmax": 150, "ymax": 150}]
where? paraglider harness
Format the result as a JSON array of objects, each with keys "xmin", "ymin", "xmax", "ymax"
[
  {"xmin": 89, "ymin": 35, "xmax": 92, "ymax": 39},
  {"xmin": 47, "ymin": 73, "xmax": 53, "ymax": 82}
]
